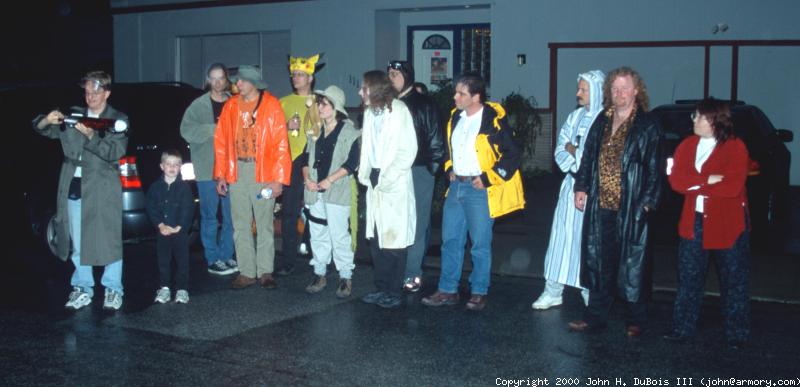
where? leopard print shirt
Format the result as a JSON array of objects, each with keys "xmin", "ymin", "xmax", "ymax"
[{"xmin": 598, "ymin": 109, "xmax": 636, "ymax": 210}]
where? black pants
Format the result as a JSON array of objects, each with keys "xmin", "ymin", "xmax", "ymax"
[
  {"xmin": 370, "ymin": 227, "xmax": 407, "ymax": 297},
  {"xmin": 584, "ymin": 209, "xmax": 647, "ymax": 327},
  {"xmin": 278, "ymin": 157, "xmax": 305, "ymax": 268},
  {"xmin": 157, "ymin": 231, "xmax": 190, "ymax": 290},
  {"xmin": 672, "ymin": 213, "xmax": 751, "ymax": 341}
]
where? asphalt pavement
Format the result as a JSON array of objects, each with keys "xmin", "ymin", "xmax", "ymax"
[{"xmin": 1, "ymin": 174, "xmax": 798, "ymax": 385}]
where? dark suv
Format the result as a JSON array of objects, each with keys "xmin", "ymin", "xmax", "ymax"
[
  {"xmin": 1, "ymin": 82, "xmax": 203, "ymax": 255},
  {"xmin": 652, "ymin": 100, "xmax": 793, "ymax": 249}
]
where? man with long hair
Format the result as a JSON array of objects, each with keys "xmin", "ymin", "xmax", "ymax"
[
  {"xmin": 357, "ymin": 70, "xmax": 418, "ymax": 309},
  {"xmin": 571, "ymin": 67, "xmax": 663, "ymax": 336}
]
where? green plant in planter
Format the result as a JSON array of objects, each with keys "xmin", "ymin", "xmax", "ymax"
[
  {"xmin": 428, "ymin": 80, "xmax": 456, "ymax": 128},
  {"xmin": 501, "ymin": 93, "xmax": 542, "ymax": 173},
  {"xmin": 427, "ymin": 80, "xmax": 456, "ymax": 222}
]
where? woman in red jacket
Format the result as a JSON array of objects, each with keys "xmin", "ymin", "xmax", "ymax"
[{"xmin": 666, "ymin": 98, "xmax": 750, "ymax": 349}]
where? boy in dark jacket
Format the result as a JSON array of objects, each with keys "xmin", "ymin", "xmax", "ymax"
[{"xmin": 146, "ymin": 150, "xmax": 194, "ymax": 304}]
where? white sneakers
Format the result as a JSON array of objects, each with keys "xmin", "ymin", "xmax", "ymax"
[
  {"xmin": 65, "ymin": 287, "xmax": 92, "ymax": 310},
  {"xmin": 531, "ymin": 286, "xmax": 589, "ymax": 309},
  {"xmin": 174, "ymin": 290, "xmax": 190, "ymax": 304},
  {"xmin": 103, "ymin": 288, "xmax": 123, "ymax": 311},
  {"xmin": 402, "ymin": 276, "xmax": 422, "ymax": 293},
  {"xmin": 154, "ymin": 287, "xmax": 189, "ymax": 304},
  {"xmin": 531, "ymin": 292, "xmax": 563, "ymax": 310},
  {"xmin": 65, "ymin": 287, "xmax": 123, "ymax": 311},
  {"xmin": 155, "ymin": 287, "xmax": 171, "ymax": 303}
]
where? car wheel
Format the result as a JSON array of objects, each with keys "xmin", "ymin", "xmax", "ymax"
[
  {"xmin": 44, "ymin": 213, "xmax": 59, "ymax": 257},
  {"xmin": 187, "ymin": 211, "xmax": 201, "ymax": 247}
]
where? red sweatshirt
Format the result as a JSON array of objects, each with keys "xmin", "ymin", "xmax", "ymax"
[{"xmin": 668, "ymin": 135, "xmax": 749, "ymax": 249}]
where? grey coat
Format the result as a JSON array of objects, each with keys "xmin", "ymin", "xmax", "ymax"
[
  {"xmin": 304, "ymin": 120, "xmax": 360, "ymax": 206},
  {"xmin": 180, "ymin": 92, "xmax": 227, "ymax": 181},
  {"xmin": 33, "ymin": 106, "xmax": 129, "ymax": 265}
]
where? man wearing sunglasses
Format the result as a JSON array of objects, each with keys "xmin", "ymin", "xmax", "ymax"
[{"xmin": 387, "ymin": 60, "xmax": 445, "ymax": 294}]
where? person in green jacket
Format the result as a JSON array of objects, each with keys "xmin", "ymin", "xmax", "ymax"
[{"xmin": 180, "ymin": 63, "xmax": 237, "ymax": 276}]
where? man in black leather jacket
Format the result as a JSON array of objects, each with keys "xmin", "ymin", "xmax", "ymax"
[
  {"xmin": 571, "ymin": 67, "xmax": 663, "ymax": 337},
  {"xmin": 387, "ymin": 60, "xmax": 445, "ymax": 293}
]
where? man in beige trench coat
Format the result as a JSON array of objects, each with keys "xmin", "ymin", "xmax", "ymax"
[{"xmin": 33, "ymin": 70, "xmax": 129, "ymax": 311}]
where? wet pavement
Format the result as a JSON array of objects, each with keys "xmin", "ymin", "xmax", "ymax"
[
  {"xmin": 3, "ymin": 241, "xmax": 800, "ymax": 386},
  {"xmin": 2, "ymin": 175, "xmax": 799, "ymax": 386}
]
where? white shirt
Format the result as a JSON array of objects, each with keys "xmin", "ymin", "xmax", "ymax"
[
  {"xmin": 367, "ymin": 109, "xmax": 385, "ymax": 169},
  {"xmin": 451, "ymin": 108, "xmax": 483, "ymax": 176},
  {"xmin": 693, "ymin": 137, "xmax": 717, "ymax": 213}
]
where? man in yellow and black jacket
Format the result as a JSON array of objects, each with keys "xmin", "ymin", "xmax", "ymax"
[{"xmin": 421, "ymin": 73, "xmax": 525, "ymax": 311}]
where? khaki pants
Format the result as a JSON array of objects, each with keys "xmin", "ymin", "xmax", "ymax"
[{"xmin": 229, "ymin": 161, "xmax": 275, "ymax": 278}]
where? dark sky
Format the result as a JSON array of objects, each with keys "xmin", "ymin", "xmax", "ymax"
[{"xmin": 1, "ymin": 0, "xmax": 113, "ymax": 87}]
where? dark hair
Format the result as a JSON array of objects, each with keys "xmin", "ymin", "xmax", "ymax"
[
  {"xmin": 413, "ymin": 82, "xmax": 428, "ymax": 95},
  {"xmin": 603, "ymin": 66, "xmax": 650, "ymax": 111},
  {"xmin": 205, "ymin": 63, "xmax": 230, "ymax": 91},
  {"xmin": 315, "ymin": 94, "xmax": 348, "ymax": 122},
  {"xmin": 160, "ymin": 149, "xmax": 183, "ymax": 163},
  {"xmin": 387, "ymin": 60, "xmax": 415, "ymax": 90},
  {"xmin": 81, "ymin": 70, "xmax": 112, "ymax": 91},
  {"xmin": 362, "ymin": 70, "xmax": 397, "ymax": 111},
  {"xmin": 455, "ymin": 72, "xmax": 487, "ymax": 103},
  {"xmin": 696, "ymin": 97, "xmax": 733, "ymax": 143}
]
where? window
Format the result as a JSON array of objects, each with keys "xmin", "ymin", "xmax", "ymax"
[
  {"xmin": 460, "ymin": 27, "xmax": 491, "ymax": 84},
  {"xmin": 422, "ymin": 34, "xmax": 451, "ymax": 50},
  {"xmin": 408, "ymin": 24, "xmax": 491, "ymax": 87}
]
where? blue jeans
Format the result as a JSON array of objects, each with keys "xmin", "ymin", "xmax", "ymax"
[
  {"xmin": 197, "ymin": 180, "xmax": 234, "ymax": 265},
  {"xmin": 437, "ymin": 180, "xmax": 494, "ymax": 295},
  {"xmin": 68, "ymin": 199, "xmax": 123, "ymax": 297}
]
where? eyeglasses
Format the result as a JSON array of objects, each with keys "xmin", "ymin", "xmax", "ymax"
[
  {"xmin": 690, "ymin": 111, "xmax": 702, "ymax": 121},
  {"xmin": 291, "ymin": 72, "xmax": 309, "ymax": 78}
]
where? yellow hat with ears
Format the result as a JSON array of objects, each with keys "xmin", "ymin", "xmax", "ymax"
[{"xmin": 289, "ymin": 54, "xmax": 320, "ymax": 75}]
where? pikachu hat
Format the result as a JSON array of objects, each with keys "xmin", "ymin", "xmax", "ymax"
[{"xmin": 289, "ymin": 54, "xmax": 320, "ymax": 75}]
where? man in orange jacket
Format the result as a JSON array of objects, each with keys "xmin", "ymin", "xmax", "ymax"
[{"xmin": 215, "ymin": 65, "xmax": 291, "ymax": 289}]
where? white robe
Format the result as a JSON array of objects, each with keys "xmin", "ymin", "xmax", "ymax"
[
  {"xmin": 358, "ymin": 99, "xmax": 418, "ymax": 249},
  {"xmin": 542, "ymin": 70, "xmax": 605, "ymax": 288}
]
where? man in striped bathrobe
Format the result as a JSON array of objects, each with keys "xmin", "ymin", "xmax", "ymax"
[{"xmin": 532, "ymin": 70, "xmax": 605, "ymax": 310}]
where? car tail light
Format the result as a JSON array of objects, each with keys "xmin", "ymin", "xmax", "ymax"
[
  {"xmin": 119, "ymin": 156, "xmax": 142, "ymax": 189},
  {"xmin": 748, "ymin": 158, "xmax": 761, "ymax": 176}
]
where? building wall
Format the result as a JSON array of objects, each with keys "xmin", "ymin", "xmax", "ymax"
[{"xmin": 113, "ymin": 0, "xmax": 800, "ymax": 183}]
